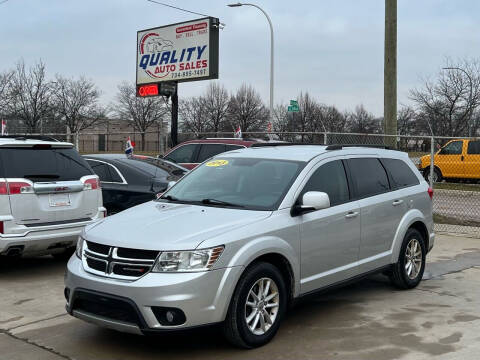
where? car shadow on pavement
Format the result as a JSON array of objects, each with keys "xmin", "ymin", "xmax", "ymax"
[{"xmin": 0, "ymin": 255, "xmax": 68, "ymax": 278}]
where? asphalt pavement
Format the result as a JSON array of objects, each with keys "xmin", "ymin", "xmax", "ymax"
[{"xmin": 1, "ymin": 234, "xmax": 480, "ymax": 360}]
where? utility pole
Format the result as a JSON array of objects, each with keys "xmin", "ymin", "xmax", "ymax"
[
  {"xmin": 384, "ymin": 0, "xmax": 397, "ymax": 148},
  {"xmin": 170, "ymin": 82, "xmax": 178, "ymax": 147}
]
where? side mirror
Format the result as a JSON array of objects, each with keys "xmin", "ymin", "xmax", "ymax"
[
  {"xmin": 167, "ymin": 181, "xmax": 176, "ymax": 189},
  {"xmin": 291, "ymin": 191, "xmax": 330, "ymax": 216}
]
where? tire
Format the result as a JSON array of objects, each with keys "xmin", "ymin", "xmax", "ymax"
[
  {"xmin": 390, "ymin": 228, "xmax": 426, "ymax": 289},
  {"xmin": 52, "ymin": 247, "xmax": 75, "ymax": 260},
  {"xmin": 424, "ymin": 167, "xmax": 442, "ymax": 183},
  {"xmin": 223, "ymin": 262, "xmax": 287, "ymax": 348}
]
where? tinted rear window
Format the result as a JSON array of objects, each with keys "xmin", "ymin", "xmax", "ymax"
[
  {"xmin": 0, "ymin": 147, "xmax": 93, "ymax": 181},
  {"xmin": 348, "ymin": 158, "xmax": 390, "ymax": 198},
  {"xmin": 381, "ymin": 158, "xmax": 419, "ymax": 189}
]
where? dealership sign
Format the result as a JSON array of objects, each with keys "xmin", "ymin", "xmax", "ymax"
[{"xmin": 136, "ymin": 17, "xmax": 219, "ymax": 90}]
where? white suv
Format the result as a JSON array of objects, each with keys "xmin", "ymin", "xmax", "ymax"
[{"xmin": 0, "ymin": 137, "xmax": 105, "ymax": 259}]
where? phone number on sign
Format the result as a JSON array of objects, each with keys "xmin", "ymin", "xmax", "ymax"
[{"xmin": 171, "ymin": 69, "xmax": 207, "ymax": 79}]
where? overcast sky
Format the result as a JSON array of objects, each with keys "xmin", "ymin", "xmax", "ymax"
[{"xmin": 1, "ymin": 0, "xmax": 479, "ymax": 116}]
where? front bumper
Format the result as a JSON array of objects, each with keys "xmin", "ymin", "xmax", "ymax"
[{"xmin": 65, "ymin": 256, "xmax": 243, "ymax": 333}]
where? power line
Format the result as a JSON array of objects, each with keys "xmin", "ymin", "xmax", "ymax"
[{"xmin": 146, "ymin": 0, "xmax": 209, "ymax": 17}]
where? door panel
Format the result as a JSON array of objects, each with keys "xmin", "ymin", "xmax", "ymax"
[
  {"xmin": 464, "ymin": 140, "xmax": 480, "ymax": 179},
  {"xmin": 298, "ymin": 159, "xmax": 361, "ymax": 293},
  {"xmin": 300, "ymin": 201, "xmax": 361, "ymax": 293},
  {"xmin": 435, "ymin": 140, "xmax": 465, "ymax": 178}
]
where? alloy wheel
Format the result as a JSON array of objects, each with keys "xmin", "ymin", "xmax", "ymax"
[
  {"xmin": 244, "ymin": 277, "xmax": 280, "ymax": 335},
  {"xmin": 405, "ymin": 238, "xmax": 423, "ymax": 279}
]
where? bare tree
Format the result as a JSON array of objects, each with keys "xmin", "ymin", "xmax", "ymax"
[
  {"xmin": 115, "ymin": 82, "xmax": 168, "ymax": 151},
  {"xmin": 179, "ymin": 97, "xmax": 208, "ymax": 135},
  {"xmin": 0, "ymin": 70, "xmax": 13, "ymax": 117},
  {"xmin": 202, "ymin": 82, "xmax": 229, "ymax": 133},
  {"xmin": 410, "ymin": 58, "xmax": 480, "ymax": 137},
  {"xmin": 345, "ymin": 105, "xmax": 381, "ymax": 133},
  {"xmin": 397, "ymin": 105, "xmax": 417, "ymax": 135},
  {"xmin": 227, "ymin": 84, "xmax": 269, "ymax": 133},
  {"xmin": 8, "ymin": 60, "xmax": 51, "ymax": 133},
  {"xmin": 272, "ymin": 104, "xmax": 290, "ymax": 140},
  {"xmin": 51, "ymin": 75, "xmax": 105, "ymax": 147}
]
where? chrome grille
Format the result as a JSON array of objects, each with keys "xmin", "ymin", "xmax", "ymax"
[{"xmin": 82, "ymin": 240, "xmax": 159, "ymax": 280}]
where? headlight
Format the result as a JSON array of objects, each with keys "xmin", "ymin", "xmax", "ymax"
[
  {"xmin": 75, "ymin": 236, "xmax": 84, "ymax": 259},
  {"xmin": 152, "ymin": 246, "xmax": 224, "ymax": 272}
]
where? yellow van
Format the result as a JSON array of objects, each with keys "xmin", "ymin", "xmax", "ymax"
[{"xmin": 419, "ymin": 139, "xmax": 480, "ymax": 182}]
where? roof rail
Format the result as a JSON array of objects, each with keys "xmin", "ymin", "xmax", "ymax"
[
  {"xmin": 251, "ymin": 142, "xmax": 322, "ymax": 148},
  {"xmin": 325, "ymin": 144, "xmax": 391, "ymax": 150},
  {"xmin": 0, "ymin": 135, "xmax": 60, "ymax": 142}
]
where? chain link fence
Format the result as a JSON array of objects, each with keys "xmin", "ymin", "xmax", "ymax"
[{"xmin": 31, "ymin": 130, "xmax": 480, "ymax": 236}]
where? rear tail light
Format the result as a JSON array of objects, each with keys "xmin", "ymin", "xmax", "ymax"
[
  {"xmin": 83, "ymin": 177, "xmax": 100, "ymax": 190},
  {"xmin": 0, "ymin": 221, "xmax": 4, "ymax": 234},
  {"xmin": 0, "ymin": 180, "xmax": 33, "ymax": 195},
  {"xmin": 428, "ymin": 187, "xmax": 434, "ymax": 200}
]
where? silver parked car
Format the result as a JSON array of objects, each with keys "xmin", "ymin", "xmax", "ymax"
[
  {"xmin": 0, "ymin": 136, "xmax": 105, "ymax": 259},
  {"xmin": 65, "ymin": 144, "xmax": 434, "ymax": 348}
]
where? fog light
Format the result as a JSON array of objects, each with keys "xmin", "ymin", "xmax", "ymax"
[{"xmin": 151, "ymin": 307, "xmax": 186, "ymax": 326}]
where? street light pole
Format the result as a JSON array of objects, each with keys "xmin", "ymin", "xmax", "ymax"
[
  {"xmin": 228, "ymin": 3, "xmax": 274, "ymax": 126},
  {"xmin": 443, "ymin": 67, "xmax": 474, "ymax": 137}
]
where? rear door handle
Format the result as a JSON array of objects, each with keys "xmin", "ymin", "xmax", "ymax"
[
  {"xmin": 345, "ymin": 211, "xmax": 359, "ymax": 219},
  {"xmin": 392, "ymin": 200, "xmax": 404, "ymax": 206}
]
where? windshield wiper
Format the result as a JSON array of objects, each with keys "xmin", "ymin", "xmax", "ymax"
[
  {"xmin": 201, "ymin": 198, "xmax": 244, "ymax": 208},
  {"xmin": 161, "ymin": 195, "xmax": 179, "ymax": 202}
]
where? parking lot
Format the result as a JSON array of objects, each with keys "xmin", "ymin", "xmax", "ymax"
[{"xmin": 1, "ymin": 233, "xmax": 479, "ymax": 360}]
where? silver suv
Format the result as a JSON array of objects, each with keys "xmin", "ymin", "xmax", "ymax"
[
  {"xmin": 65, "ymin": 144, "xmax": 434, "ymax": 348},
  {"xmin": 0, "ymin": 137, "xmax": 105, "ymax": 259}
]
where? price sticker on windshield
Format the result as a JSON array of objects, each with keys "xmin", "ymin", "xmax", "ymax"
[{"xmin": 206, "ymin": 159, "xmax": 229, "ymax": 167}]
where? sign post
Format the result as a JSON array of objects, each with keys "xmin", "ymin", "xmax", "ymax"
[{"xmin": 136, "ymin": 17, "xmax": 220, "ymax": 146}]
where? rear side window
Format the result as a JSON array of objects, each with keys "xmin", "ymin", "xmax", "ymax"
[
  {"xmin": 0, "ymin": 147, "xmax": 93, "ymax": 181},
  {"xmin": 165, "ymin": 144, "xmax": 198, "ymax": 163},
  {"xmin": 197, "ymin": 144, "xmax": 226, "ymax": 162},
  {"xmin": 300, "ymin": 160, "xmax": 350, "ymax": 206},
  {"xmin": 348, "ymin": 158, "xmax": 390, "ymax": 198},
  {"xmin": 381, "ymin": 158, "xmax": 420, "ymax": 189},
  {"xmin": 86, "ymin": 160, "xmax": 112, "ymax": 182},
  {"xmin": 467, "ymin": 141, "xmax": 480, "ymax": 154}
]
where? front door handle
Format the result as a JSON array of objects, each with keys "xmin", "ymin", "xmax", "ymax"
[
  {"xmin": 345, "ymin": 211, "xmax": 359, "ymax": 219},
  {"xmin": 392, "ymin": 199, "xmax": 404, "ymax": 206}
]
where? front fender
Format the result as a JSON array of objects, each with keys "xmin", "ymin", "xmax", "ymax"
[
  {"xmin": 226, "ymin": 236, "xmax": 301, "ymax": 298},
  {"xmin": 390, "ymin": 209, "xmax": 427, "ymax": 263}
]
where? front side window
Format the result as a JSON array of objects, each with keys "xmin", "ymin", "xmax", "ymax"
[
  {"xmin": 165, "ymin": 144, "xmax": 198, "ymax": 163},
  {"xmin": 299, "ymin": 160, "xmax": 350, "ymax": 206},
  {"xmin": 381, "ymin": 158, "xmax": 419, "ymax": 189},
  {"xmin": 467, "ymin": 141, "xmax": 480, "ymax": 155},
  {"xmin": 162, "ymin": 157, "xmax": 305, "ymax": 210},
  {"xmin": 348, "ymin": 158, "xmax": 390, "ymax": 198},
  {"xmin": 440, "ymin": 141, "xmax": 463, "ymax": 155},
  {"xmin": 197, "ymin": 144, "xmax": 226, "ymax": 162}
]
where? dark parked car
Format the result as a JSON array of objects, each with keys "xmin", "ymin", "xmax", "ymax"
[{"xmin": 84, "ymin": 154, "xmax": 188, "ymax": 215}]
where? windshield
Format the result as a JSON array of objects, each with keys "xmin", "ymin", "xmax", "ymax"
[{"xmin": 161, "ymin": 157, "xmax": 305, "ymax": 210}]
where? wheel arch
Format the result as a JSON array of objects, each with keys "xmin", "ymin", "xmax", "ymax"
[{"xmin": 390, "ymin": 209, "xmax": 429, "ymax": 264}]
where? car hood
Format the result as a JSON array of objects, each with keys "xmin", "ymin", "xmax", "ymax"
[{"xmin": 85, "ymin": 201, "xmax": 271, "ymax": 250}]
